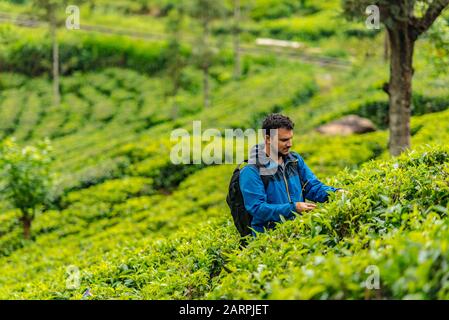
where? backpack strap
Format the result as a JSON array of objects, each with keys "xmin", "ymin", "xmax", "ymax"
[
  {"xmin": 235, "ymin": 160, "xmax": 248, "ymax": 171},
  {"xmin": 238, "ymin": 160, "xmax": 270, "ymax": 190}
]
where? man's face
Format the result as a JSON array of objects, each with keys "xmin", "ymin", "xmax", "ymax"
[{"xmin": 267, "ymin": 128, "xmax": 293, "ymax": 156}]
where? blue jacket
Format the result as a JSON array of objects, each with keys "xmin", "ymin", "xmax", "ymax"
[{"xmin": 239, "ymin": 150, "xmax": 337, "ymax": 235}]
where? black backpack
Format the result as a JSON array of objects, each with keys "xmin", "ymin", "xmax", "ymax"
[{"xmin": 226, "ymin": 160, "xmax": 269, "ymax": 239}]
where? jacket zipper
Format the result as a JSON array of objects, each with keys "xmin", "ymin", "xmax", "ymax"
[
  {"xmin": 282, "ymin": 170, "xmax": 292, "ymax": 203},
  {"xmin": 282, "ymin": 158, "xmax": 297, "ymax": 203}
]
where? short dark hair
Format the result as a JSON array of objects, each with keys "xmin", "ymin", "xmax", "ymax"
[{"xmin": 262, "ymin": 114, "xmax": 294, "ymax": 136}]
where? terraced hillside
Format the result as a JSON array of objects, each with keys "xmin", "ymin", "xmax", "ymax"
[{"xmin": 0, "ymin": 0, "xmax": 448, "ymax": 299}]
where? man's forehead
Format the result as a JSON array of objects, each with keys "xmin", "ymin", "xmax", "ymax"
[{"xmin": 273, "ymin": 128, "xmax": 293, "ymax": 138}]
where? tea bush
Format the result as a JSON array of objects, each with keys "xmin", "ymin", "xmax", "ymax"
[
  {"xmin": 0, "ymin": 27, "xmax": 174, "ymax": 76},
  {"xmin": 207, "ymin": 146, "xmax": 449, "ymax": 299}
]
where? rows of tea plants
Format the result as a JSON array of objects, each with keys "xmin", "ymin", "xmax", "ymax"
[
  {"xmin": 0, "ymin": 163, "xmax": 239, "ymax": 299},
  {"xmin": 0, "ymin": 59, "xmax": 332, "ymax": 195},
  {"xmin": 1, "ymin": 141, "xmax": 447, "ymax": 299}
]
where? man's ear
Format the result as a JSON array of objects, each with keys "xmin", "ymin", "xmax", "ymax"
[{"xmin": 264, "ymin": 135, "xmax": 270, "ymax": 146}]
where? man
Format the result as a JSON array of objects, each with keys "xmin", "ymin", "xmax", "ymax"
[{"xmin": 240, "ymin": 114, "xmax": 341, "ymax": 235}]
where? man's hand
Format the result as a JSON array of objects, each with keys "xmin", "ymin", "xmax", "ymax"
[{"xmin": 295, "ymin": 202, "xmax": 316, "ymax": 212}]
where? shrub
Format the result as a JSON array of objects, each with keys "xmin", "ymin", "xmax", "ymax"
[
  {"xmin": 0, "ymin": 30, "xmax": 175, "ymax": 76},
  {"xmin": 0, "ymin": 138, "xmax": 54, "ymax": 240},
  {"xmin": 250, "ymin": 0, "xmax": 315, "ymax": 21},
  {"xmin": 261, "ymin": 12, "xmax": 339, "ymax": 41},
  {"xmin": 208, "ymin": 145, "xmax": 449, "ymax": 299}
]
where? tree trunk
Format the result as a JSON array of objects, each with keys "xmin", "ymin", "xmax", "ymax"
[
  {"xmin": 21, "ymin": 216, "xmax": 32, "ymax": 240},
  {"xmin": 387, "ymin": 23, "xmax": 415, "ymax": 156},
  {"xmin": 50, "ymin": 19, "xmax": 61, "ymax": 107},
  {"xmin": 203, "ymin": 21, "xmax": 211, "ymax": 108},
  {"xmin": 167, "ymin": 40, "xmax": 182, "ymax": 97},
  {"xmin": 384, "ymin": 30, "xmax": 389, "ymax": 62},
  {"xmin": 173, "ymin": 51, "xmax": 181, "ymax": 96},
  {"xmin": 233, "ymin": 0, "xmax": 241, "ymax": 79},
  {"xmin": 203, "ymin": 66, "xmax": 210, "ymax": 108}
]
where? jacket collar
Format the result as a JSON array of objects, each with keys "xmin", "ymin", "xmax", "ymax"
[{"xmin": 248, "ymin": 143, "xmax": 297, "ymax": 168}]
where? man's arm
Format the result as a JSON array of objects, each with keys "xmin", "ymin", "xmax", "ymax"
[
  {"xmin": 240, "ymin": 166, "xmax": 296, "ymax": 226},
  {"xmin": 296, "ymin": 154, "xmax": 338, "ymax": 203}
]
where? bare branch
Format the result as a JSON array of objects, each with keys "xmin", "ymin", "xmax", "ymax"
[{"xmin": 411, "ymin": 0, "xmax": 449, "ymax": 39}]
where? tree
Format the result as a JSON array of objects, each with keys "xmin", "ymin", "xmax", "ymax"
[
  {"xmin": 165, "ymin": 4, "xmax": 187, "ymax": 97},
  {"xmin": 233, "ymin": 0, "xmax": 242, "ymax": 79},
  {"xmin": 0, "ymin": 139, "xmax": 54, "ymax": 240},
  {"xmin": 31, "ymin": 0, "xmax": 79, "ymax": 107},
  {"xmin": 187, "ymin": 0, "xmax": 225, "ymax": 108},
  {"xmin": 343, "ymin": 0, "xmax": 449, "ymax": 156}
]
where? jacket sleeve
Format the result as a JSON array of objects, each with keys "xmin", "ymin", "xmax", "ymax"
[
  {"xmin": 240, "ymin": 166, "xmax": 296, "ymax": 225},
  {"xmin": 296, "ymin": 154, "xmax": 338, "ymax": 203}
]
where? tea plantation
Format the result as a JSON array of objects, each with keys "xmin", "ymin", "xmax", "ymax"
[{"xmin": 0, "ymin": 0, "xmax": 448, "ymax": 299}]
